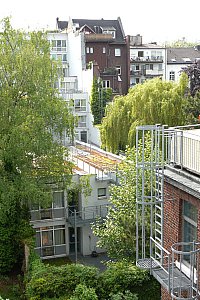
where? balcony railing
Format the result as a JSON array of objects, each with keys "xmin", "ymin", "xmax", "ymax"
[
  {"xmin": 130, "ymin": 56, "xmax": 163, "ymax": 62},
  {"xmin": 67, "ymin": 204, "xmax": 110, "ymax": 226}
]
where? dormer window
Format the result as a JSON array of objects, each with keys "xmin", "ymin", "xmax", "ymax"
[
  {"xmin": 103, "ymin": 30, "xmax": 115, "ymax": 38},
  {"xmin": 101, "ymin": 26, "xmax": 116, "ymax": 39}
]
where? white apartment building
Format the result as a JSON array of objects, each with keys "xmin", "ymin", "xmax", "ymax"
[
  {"xmin": 47, "ymin": 30, "xmax": 100, "ymax": 146},
  {"xmin": 30, "ymin": 141, "xmax": 121, "ymax": 259},
  {"xmin": 129, "ymin": 35, "xmax": 166, "ymax": 87}
]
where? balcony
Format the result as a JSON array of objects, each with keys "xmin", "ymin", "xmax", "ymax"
[
  {"xmin": 130, "ymin": 56, "xmax": 163, "ymax": 63},
  {"xmin": 67, "ymin": 204, "xmax": 110, "ymax": 226},
  {"xmin": 85, "ymin": 33, "xmax": 114, "ymax": 42},
  {"xmin": 145, "ymin": 70, "xmax": 163, "ymax": 77}
]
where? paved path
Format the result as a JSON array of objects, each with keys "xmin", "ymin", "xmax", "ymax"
[{"xmin": 69, "ymin": 253, "xmax": 111, "ymax": 271}]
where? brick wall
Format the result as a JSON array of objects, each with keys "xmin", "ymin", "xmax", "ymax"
[{"xmin": 161, "ymin": 180, "xmax": 200, "ymax": 300}]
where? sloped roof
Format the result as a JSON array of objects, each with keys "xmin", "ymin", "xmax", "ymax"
[
  {"xmin": 167, "ymin": 47, "xmax": 200, "ymax": 64},
  {"xmin": 57, "ymin": 18, "xmax": 125, "ymax": 43}
]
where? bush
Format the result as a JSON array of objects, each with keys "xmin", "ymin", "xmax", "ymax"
[
  {"xmin": 97, "ymin": 262, "xmax": 160, "ymax": 300},
  {"xmin": 69, "ymin": 284, "xmax": 98, "ymax": 300},
  {"xmin": 26, "ymin": 263, "xmax": 99, "ymax": 299}
]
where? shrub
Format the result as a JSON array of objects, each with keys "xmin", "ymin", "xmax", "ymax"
[
  {"xmin": 26, "ymin": 263, "xmax": 99, "ymax": 299},
  {"xmin": 97, "ymin": 262, "xmax": 160, "ymax": 300}
]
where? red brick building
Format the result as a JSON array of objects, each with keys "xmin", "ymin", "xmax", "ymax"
[{"xmin": 136, "ymin": 125, "xmax": 200, "ymax": 300}]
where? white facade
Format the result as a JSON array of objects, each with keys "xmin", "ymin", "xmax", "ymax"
[
  {"xmin": 31, "ymin": 141, "xmax": 121, "ymax": 259},
  {"xmin": 129, "ymin": 41, "xmax": 166, "ymax": 87},
  {"xmin": 47, "ymin": 31, "xmax": 98, "ymax": 145}
]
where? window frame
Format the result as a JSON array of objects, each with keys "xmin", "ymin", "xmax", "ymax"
[
  {"xmin": 98, "ymin": 187, "xmax": 107, "ymax": 199},
  {"xmin": 115, "ymin": 48, "xmax": 121, "ymax": 57}
]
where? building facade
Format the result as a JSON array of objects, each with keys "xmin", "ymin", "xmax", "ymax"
[
  {"xmin": 47, "ymin": 30, "xmax": 97, "ymax": 145},
  {"xmin": 30, "ymin": 141, "xmax": 121, "ymax": 259},
  {"xmin": 166, "ymin": 46, "xmax": 200, "ymax": 82},
  {"xmin": 57, "ymin": 17, "xmax": 129, "ymax": 96},
  {"xmin": 135, "ymin": 125, "xmax": 200, "ymax": 300},
  {"xmin": 128, "ymin": 34, "xmax": 166, "ymax": 87}
]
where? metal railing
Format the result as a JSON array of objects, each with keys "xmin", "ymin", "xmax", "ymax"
[{"xmin": 67, "ymin": 204, "xmax": 110, "ymax": 226}]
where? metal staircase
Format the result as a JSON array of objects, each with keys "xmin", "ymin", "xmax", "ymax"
[{"xmin": 135, "ymin": 125, "xmax": 200, "ymax": 299}]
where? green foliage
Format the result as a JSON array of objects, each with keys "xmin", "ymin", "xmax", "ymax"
[
  {"xmin": 100, "ymin": 75, "xmax": 188, "ymax": 152},
  {"xmin": 109, "ymin": 291, "xmax": 138, "ymax": 300},
  {"xmin": 26, "ymin": 263, "xmax": 99, "ymax": 299},
  {"xmin": 69, "ymin": 284, "xmax": 98, "ymax": 300},
  {"xmin": 93, "ymin": 135, "xmax": 152, "ymax": 261},
  {"xmin": 97, "ymin": 262, "xmax": 160, "ymax": 300},
  {"xmin": 90, "ymin": 78, "xmax": 112, "ymax": 125},
  {"xmin": 0, "ymin": 18, "xmax": 74, "ymax": 273}
]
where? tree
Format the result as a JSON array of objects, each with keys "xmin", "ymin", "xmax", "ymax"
[
  {"xmin": 93, "ymin": 135, "xmax": 152, "ymax": 262},
  {"xmin": 100, "ymin": 74, "xmax": 188, "ymax": 153},
  {"xmin": 0, "ymin": 18, "xmax": 74, "ymax": 273},
  {"xmin": 90, "ymin": 78, "xmax": 112, "ymax": 125}
]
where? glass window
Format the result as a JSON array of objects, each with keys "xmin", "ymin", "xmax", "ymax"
[
  {"xmin": 98, "ymin": 187, "xmax": 106, "ymax": 198},
  {"xmin": 42, "ymin": 230, "xmax": 53, "ymax": 246},
  {"xmin": 90, "ymin": 47, "xmax": 94, "ymax": 54},
  {"xmin": 115, "ymin": 48, "xmax": 121, "ymax": 57},
  {"xmin": 74, "ymin": 99, "xmax": 86, "ymax": 112},
  {"xmin": 138, "ymin": 51, "xmax": 144, "ymax": 57},
  {"xmin": 53, "ymin": 191, "xmax": 64, "ymax": 208},
  {"xmin": 78, "ymin": 115, "xmax": 86, "ymax": 127},
  {"xmin": 103, "ymin": 47, "xmax": 106, "ymax": 54},
  {"xmin": 183, "ymin": 200, "xmax": 197, "ymax": 263},
  {"xmin": 103, "ymin": 80, "xmax": 110, "ymax": 88},
  {"xmin": 116, "ymin": 66, "xmax": 121, "ymax": 75},
  {"xmin": 55, "ymin": 228, "xmax": 65, "ymax": 245},
  {"xmin": 86, "ymin": 47, "xmax": 90, "ymax": 53},
  {"xmin": 169, "ymin": 71, "xmax": 175, "ymax": 81}
]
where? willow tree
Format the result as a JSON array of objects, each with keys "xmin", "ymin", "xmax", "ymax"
[
  {"xmin": 0, "ymin": 18, "xmax": 74, "ymax": 273},
  {"xmin": 100, "ymin": 74, "xmax": 188, "ymax": 152}
]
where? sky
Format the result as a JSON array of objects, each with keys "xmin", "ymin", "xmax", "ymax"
[{"xmin": 1, "ymin": 0, "xmax": 200, "ymax": 45}]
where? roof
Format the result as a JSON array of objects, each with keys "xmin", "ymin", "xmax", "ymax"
[
  {"xmin": 57, "ymin": 17, "xmax": 125, "ymax": 43},
  {"xmin": 69, "ymin": 141, "xmax": 122, "ymax": 178},
  {"xmin": 167, "ymin": 47, "xmax": 200, "ymax": 64}
]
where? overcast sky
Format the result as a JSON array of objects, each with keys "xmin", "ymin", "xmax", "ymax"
[{"xmin": 1, "ymin": 0, "xmax": 200, "ymax": 45}]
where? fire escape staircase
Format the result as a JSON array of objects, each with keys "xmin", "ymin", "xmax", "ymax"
[{"xmin": 135, "ymin": 125, "xmax": 200, "ymax": 300}]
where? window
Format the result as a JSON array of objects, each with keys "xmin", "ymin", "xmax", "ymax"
[
  {"xmin": 98, "ymin": 188, "xmax": 106, "ymax": 198},
  {"xmin": 183, "ymin": 200, "xmax": 197, "ymax": 263},
  {"xmin": 36, "ymin": 225, "xmax": 66, "ymax": 257},
  {"xmin": 60, "ymin": 81, "xmax": 77, "ymax": 92},
  {"xmin": 103, "ymin": 30, "xmax": 116, "ymax": 38},
  {"xmin": 86, "ymin": 47, "xmax": 93, "ymax": 54},
  {"xmin": 138, "ymin": 51, "xmax": 144, "ymax": 57},
  {"xmin": 169, "ymin": 71, "xmax": 175, "ymax": 81},
  {"xmin": 81, "ymin": 131, "xmax": 87, "ymax": 143},
  {"xmin": 115, "ymin": 48, "xmax": 121, "ymax": 57},
  {"xmin": 158, "ymin": 64, "xmax": 163, "ymax": 71},
  {"xmin": 74, "ymin": 99, "xmax": 86, "ymax": 112},
  {"xmin": 78, "ymin": 115, "xmax": 86, "ymax": 127},
  {"xmin": 116, "ymin": 66, "xmax": 121, "ymax": 75},
  {"xmin": 53, "ymin": 191, "xmax": 64, "ymax": 208},
  {"xmin": 51, "ymin": 53, "xmax": 67, "ymax": 62},
  {"xmin": 103, "ymin": 47, "xmax": 106, "ymax": 54},
  {"xmin": 51, "ymin": 40, "xmax": 66, "ymax": 51},
  {"xmin": 103, "ymin": 80, "xmax": 110, "ymax": 88}
]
